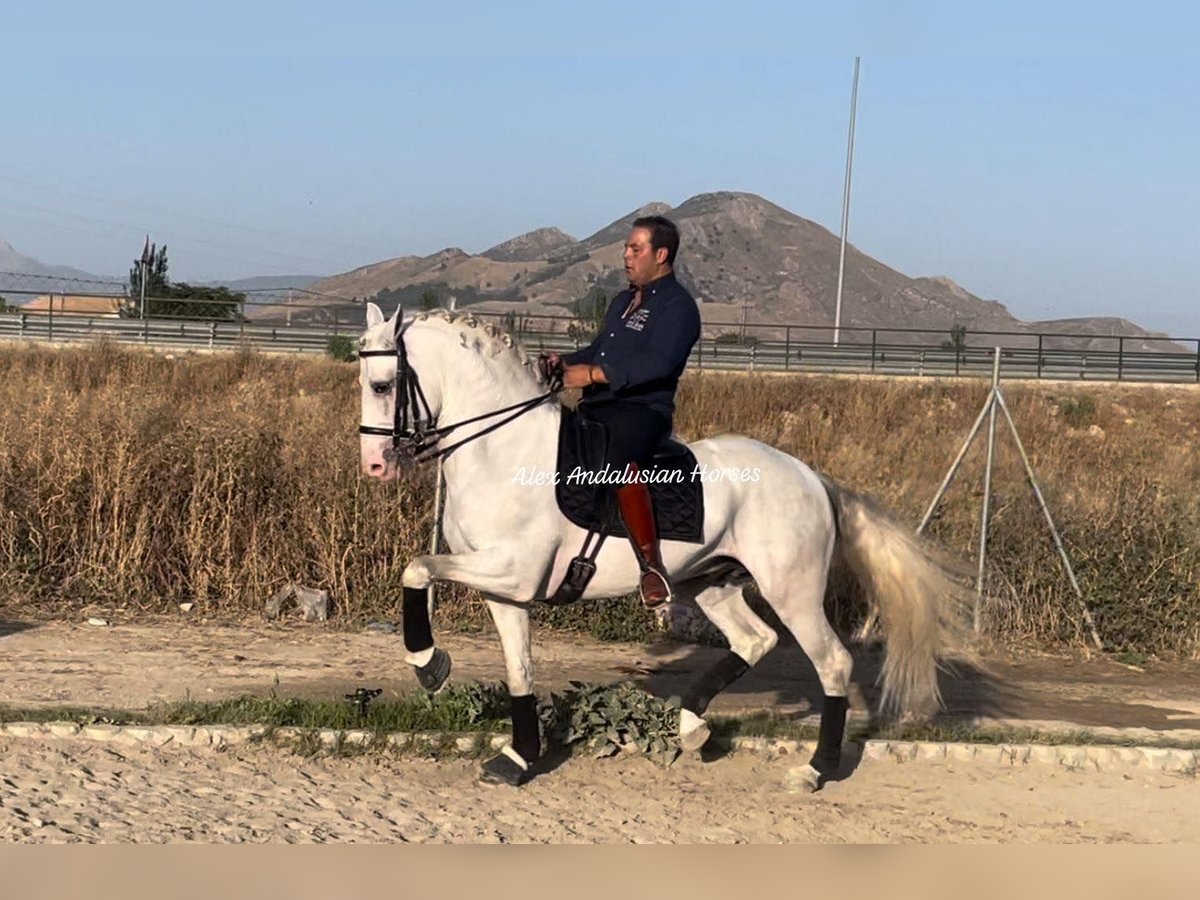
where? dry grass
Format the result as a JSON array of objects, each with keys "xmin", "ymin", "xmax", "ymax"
[{"xmin": 1, "ymin": 343, "xmax": 1198, "ymax": 656}]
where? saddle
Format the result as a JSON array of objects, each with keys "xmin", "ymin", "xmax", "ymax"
[
  {"xmin": 554, "ymin": 406, "xmax": 705, "ymax": 542},
  {"xmin": 547, "ymin": 406, "xmax": 705, "ymax": 605}
]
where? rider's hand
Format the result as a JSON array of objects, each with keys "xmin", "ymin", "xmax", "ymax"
[
  {"xmin": 562, "ymin": 364, "xmax": 599, "ymax": 389},
  {"xmin": 537, "ymin": 352, "xmax": 564, "ymax": 389}
]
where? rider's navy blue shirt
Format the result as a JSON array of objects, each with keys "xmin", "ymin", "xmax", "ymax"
[{"xmin": 562, "ymin": 272, "xmax": 701, "ymax": 421}]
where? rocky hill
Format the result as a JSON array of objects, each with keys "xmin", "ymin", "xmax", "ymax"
[{"xmin": 249, "ymin": 192, "xmax": 1176, "ymax": 351}]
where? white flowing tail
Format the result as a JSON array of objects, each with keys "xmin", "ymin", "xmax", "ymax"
[{"xmin": 820, "ymin": 475, "xmax": 973, "ymax": 718}]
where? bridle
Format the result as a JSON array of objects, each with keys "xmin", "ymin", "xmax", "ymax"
[{"xmin": 357, "ymin": 314, "xmax": 558, "ymax": 464}]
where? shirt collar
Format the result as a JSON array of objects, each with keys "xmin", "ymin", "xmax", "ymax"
[{"xmin": 629, "ymin": 271, "xmax": 676, "ymax": 298}]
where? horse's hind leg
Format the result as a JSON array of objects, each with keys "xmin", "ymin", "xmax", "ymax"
[
  {"xmin": 676, "ymin": 582, "xmax": 779, "ymax": 752},
  {"xmin": 756, "ymin": 562, "xmax": 854, "ymax": 791}
]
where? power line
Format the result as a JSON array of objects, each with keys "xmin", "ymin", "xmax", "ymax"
[
  {"xmin": 2, "ymin": 198, "xmax": 348, "ymax": 271},
  {"xmin": 0, "ymin": 173, "xmax": 401, "ymax": 260}
]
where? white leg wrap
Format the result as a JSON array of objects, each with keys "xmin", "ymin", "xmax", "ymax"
[
  {"xmin": 405, "ymin": 645, "xmax": 435, "ymax": 668},
  {"xmin": 679, "ymin": 708, "xmax": 706, "ymax": 737},
  {"xmin": 500, "ymin": 744, "xmax": 530, "ymax": 770}
]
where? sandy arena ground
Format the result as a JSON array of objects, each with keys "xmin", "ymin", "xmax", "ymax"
[{"xmin": 1, "ymin": 617, "xmax": 1199, "ymax": 843}]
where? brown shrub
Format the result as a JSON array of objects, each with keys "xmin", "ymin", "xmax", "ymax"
[{"xmin": 1, "ymin": 344, "xmax": 1197, "ymax": 656}]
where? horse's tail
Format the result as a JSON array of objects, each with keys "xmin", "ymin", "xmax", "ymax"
[{"xmin": 818, "ymin": 473, "xmax": 974, "ymax": 718}]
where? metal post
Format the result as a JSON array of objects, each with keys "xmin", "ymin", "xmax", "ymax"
[
  {"xmin": 48, "ymin": 294, "xmax": 54, "ymax": 342},
  {"xmin": 1037, "ymin": 333, "xmax": 1044, "ymax": 379},
  {"xmin": 1117, "ymin": 336, "xmax": 1125, "ymax": 382},
  {"xmin": 917, "ymin": 388, "xmax": 995, "ymax": 535},
  {"xmin": 974, "ymin": 348, "xmax": 1002, "ymax": 631},
  {"xmin": 784, "ymin": 326, "xmax": 791, "ymax": 370},
  {"xmin": 870, "ymin": 329, "xmax": 877, "ymax": 373},
  {"xmin": 833, "ymin": 56, "xmax": 860, "ymax": 347},
  {"xmin": 428, "ymin": 457, "xmax": 444, "ymax": 613},
  {"xmin": 139, "ymin": 258, "xmax": 147, "ymax": 319},
  {"xmin": 1195, "ymin": 340, "xmax": 1199, "ymax": 383},
  {"xmin": 994, "ymin": 390, "xmax": 1103, "ymax": 651}
]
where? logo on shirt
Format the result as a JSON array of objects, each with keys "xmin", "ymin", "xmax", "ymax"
[{"xmin": 624, "ymin": 308, "xmax": 650, "ymax": 332}]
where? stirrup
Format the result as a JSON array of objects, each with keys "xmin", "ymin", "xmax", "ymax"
[{"xmin": 639, "ymin": 566, "xmax": 672, "ymax": 611}]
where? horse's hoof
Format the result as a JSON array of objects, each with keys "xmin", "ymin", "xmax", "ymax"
[
  {"xmin": 479, "ymin": 748, "xmax": 533, "ymax": 787},
  {"xmin": 784, "ymin": 764, "xmax": 822, "ymax": 794},
  {"xmin": 679, "ymin": 719, "xmax": 711, "ymax": 753},
  {"xmin": 413, "ymin": 647, "xmax": 451, "ymax": 694}
]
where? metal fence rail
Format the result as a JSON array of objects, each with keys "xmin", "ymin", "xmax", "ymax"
[{"xmin": 4, "ymin": 309, "xmax": 1199, "ymax": 384}]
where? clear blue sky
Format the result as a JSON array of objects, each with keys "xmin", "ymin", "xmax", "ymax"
[{"xmin": 4, "ymin": 2, "xmax": 1198, "ymax": 336}]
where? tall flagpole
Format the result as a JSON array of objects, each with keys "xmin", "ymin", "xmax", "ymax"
[
  {"xmin": 833, "ymin": 56, "xmax": 860, "ymax": 347},
  {"xmin": 139, "ymin": 235, "xmax": 150, "ymax": 319}
]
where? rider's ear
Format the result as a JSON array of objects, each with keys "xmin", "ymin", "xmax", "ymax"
[{"xmin": 367, "ymin": 302, "xmax": 384, "ymax": 328}]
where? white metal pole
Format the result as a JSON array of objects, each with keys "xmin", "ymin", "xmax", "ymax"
[
  {"xmin": 833, "ymin": 56, "xmax": 860, "ymax": 347},
  {"xmin": 974, "ymin": 348, "xmax": 1002, "ymax": 631}
]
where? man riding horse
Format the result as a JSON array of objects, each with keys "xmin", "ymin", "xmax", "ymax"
[{"xmin": 539, "ymin": 215, "xmax": 701, "ymax": 610}]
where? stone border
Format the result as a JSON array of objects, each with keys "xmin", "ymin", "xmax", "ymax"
[
  {"xmin": 2, "ymin": 721, "xmax": 1197, "ymax": 774},
  {"xmin": 731, "ymin": 736, "xmax": 1198, "ymax": 774}
]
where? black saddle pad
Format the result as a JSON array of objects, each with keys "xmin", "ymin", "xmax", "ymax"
[{"xmin": 553, "ymin": 407, "xmax": 705, "ymax": 543}]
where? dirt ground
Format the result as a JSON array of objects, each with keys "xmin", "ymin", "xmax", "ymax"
[{"xmin": 2, "ymin": 614, "xmax": 1200, "ymax": 843}]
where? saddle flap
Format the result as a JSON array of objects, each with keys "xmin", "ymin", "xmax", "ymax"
[{"xmin": 651, "ymin": 437, "xmax": 691, "ymax": 462}]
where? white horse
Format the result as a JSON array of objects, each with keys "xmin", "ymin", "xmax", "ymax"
[{"xmin": 357, "ymin": 302, "xmax": 971, "ymax": 789}]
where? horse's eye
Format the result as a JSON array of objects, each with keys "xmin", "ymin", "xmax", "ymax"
[{"xmin": 371, "ymin": 381, "xmax": 391, "ymax": 396}]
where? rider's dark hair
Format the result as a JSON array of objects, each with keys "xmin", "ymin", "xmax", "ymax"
[{"xmin": 632, "ymin": 215, "xmax": 680, "ymax": 267}]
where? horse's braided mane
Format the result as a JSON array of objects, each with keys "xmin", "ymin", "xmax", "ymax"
[{"xmin": 411, "ymin": 308, "xmax": 548, "ymax": 388}]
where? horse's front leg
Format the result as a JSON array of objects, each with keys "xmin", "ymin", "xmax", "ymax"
[
  {"xmin": 400, "ymin": 548, "xmax": 524, "ymax": 695},
  {"xmin": 477, "ymin": 596, "xmax": 540, "ymax": 787}
]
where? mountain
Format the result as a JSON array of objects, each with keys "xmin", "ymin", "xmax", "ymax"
[
  {"xmin": 0, "ymin": 240, "xmax": 120, "ymax": 295},
  {"xmin": 482, "ymin": 227, "xmax": 575, "ymax": 263},
  {"xmin": 165, "ymin": 193, "xmax": 1176, "ymax": 351}
]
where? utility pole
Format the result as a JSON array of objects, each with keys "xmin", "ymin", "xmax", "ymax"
[
  {"xmin": 139, "ymin": 235, "xmax": 152, "ymax": 319},
  {"xmin": 833, "ymin": 57, "xmax": 860, "ymax": 347}
]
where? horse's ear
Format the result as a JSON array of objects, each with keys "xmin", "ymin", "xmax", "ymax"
[
  {"xmin": 366, "ymin": 302, "xmax": 384, "ymax": 328},
  {"xmin": 389, "ymin": 303, "xmax": 403, "ymax": 324}
]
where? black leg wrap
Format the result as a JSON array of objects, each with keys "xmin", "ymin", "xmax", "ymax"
[
  {"xmin": 403, "ymin": 586, "xmax": 433, "ymax": 653},
  {"xmin": 510, "ymin": 693, "xmax": 541, "ymax": 764},
  {"xmin": 479, "ymin": 695, "xmax": 542, "ymax": 787},
  {"xmin": 680, "ymin": 651, "xmax": 750, "ymax": 716},
  {"xmin": 810, "ymin": 694, "xmax": 849, "ymax": 778}
]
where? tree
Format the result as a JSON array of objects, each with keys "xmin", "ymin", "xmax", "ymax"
[
  {"xmin": 0, "ymin": 295, "xmax": 15, "ymax": 315},
  {"xmin": 152, "ymin": 283, "xmax": 245, "ymax": 320},
  {"xmin": 129, "ymin": 242, "xmax": 170, "ymax": 303},
  {"xmin": 567, "ymin": 288, "xmax": 608, "ymax": 341},
  {"xmin": 420, "ymin": 287, "xmax": 440, "ymax": 311},
  {"xmin": 124, "ymin": 241, "xmax": 243, "ymax": 320},
  {"xmin": 941, "ymin": 323, "xmax": 968, "ymax": 354}
]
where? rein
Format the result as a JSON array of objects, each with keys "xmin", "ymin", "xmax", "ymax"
[{"xmin": 358, "ymin": 316, "xmax": 557, "ymax": 463}]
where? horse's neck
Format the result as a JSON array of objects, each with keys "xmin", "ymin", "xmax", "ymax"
[{"xmin": 427, "ymin": 338, "xmax": 559, "ymax": 492}]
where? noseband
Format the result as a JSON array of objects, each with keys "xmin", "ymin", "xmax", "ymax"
[{"xmin": 358, "ymin": 315, "xmax": 558, "ymax": 464}]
